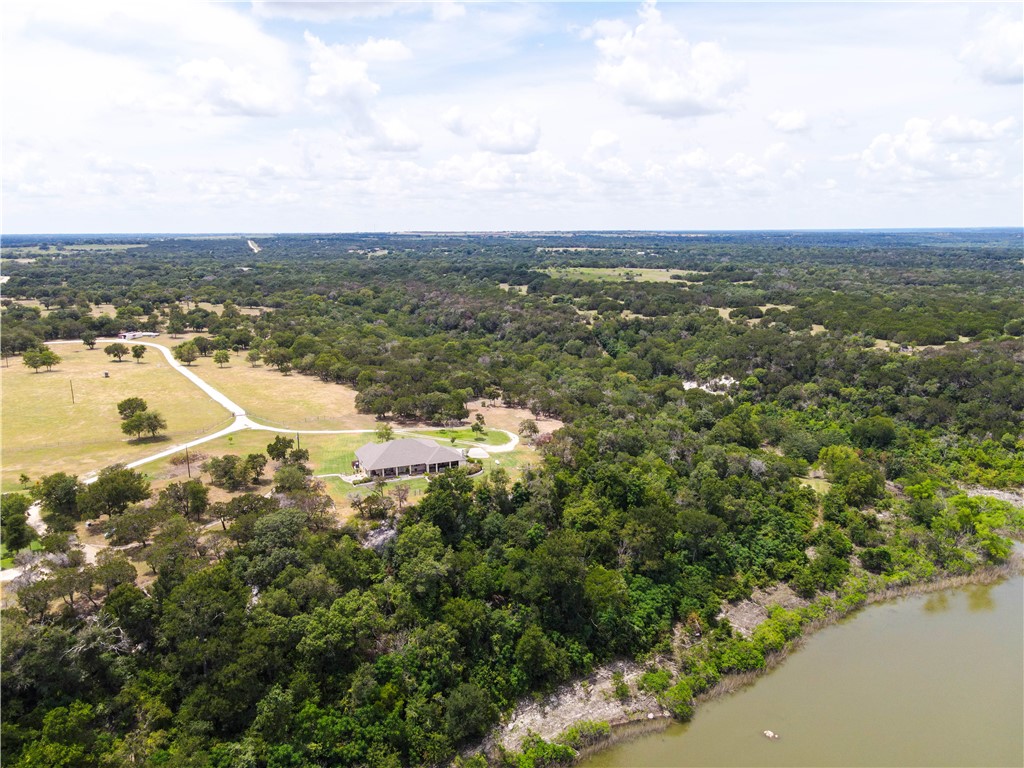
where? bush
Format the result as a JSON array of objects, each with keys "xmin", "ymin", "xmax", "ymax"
[
  {"xmin": 859, "ymin": 547, "xmax": 894, "ymax": 574},
  {"xmin": 171, "ymin": 450, "xmax": 208, "ymax": 466},
  {"xmin": 611, "ymin": 671, "xmax": 630, "ymax": 701},
  {"xmin": 751, "ymin": 622, "xmax": 786, "ymax": 655},
  {"xmin": 716, "ymin": 638, "xmax": 765, "ymax": 673},
  {"xmin": 637, "ymin": 668, "xmax": 672, "ymax": 694},
  {"xmin": 660, "ymin": 678, "xmax": 694, "ymax": 720},
  {"xmin": 557, "ymin": 720, "xmax": 611, "ymax": 750},
  {"xmin": 501, "ymin": 733, "xmax": 575, "ymax": 768},
  {"xmin": 851, "ymin": 416, "xmax": 897, "ymax": 449}
]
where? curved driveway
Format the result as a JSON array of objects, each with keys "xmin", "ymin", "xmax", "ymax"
[
  {"xmin": 45, "ymin": 339, "xmax": 519, "ymax": 477},
  {"xmin": 0, "ymin": 339, "xmax": 522, "ymax": 580}
]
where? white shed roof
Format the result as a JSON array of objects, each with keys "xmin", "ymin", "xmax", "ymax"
[{"xmin": 355, "ymin": 438, "xmax": 463, "ymax": 472}]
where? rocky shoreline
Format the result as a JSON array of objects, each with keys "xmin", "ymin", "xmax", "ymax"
[{"xmin": 467, "ymin": 555, "xmax": 1023, "ymax": 764}]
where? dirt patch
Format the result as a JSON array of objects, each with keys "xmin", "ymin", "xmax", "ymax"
[
  {"xmin": 717, "ymin": 583, "xmax": 809, "ymax": 638},
  {"xmin": 467, "ymin": 400, "xmax": 563, "ymax": 436}
]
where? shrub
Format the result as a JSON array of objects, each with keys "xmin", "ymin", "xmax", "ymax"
[
  {"xmin": 557, "ymin": 720, "xmax": 611, "ymax": 751},
  {"xmin": 859, "ymin": 546, "xmax": 894, "ymax": 574},
  {"xmin": 611, "ymin": 671, "xmax": 630, "ymax": 701},
  {"xmin": 716, "ymin": 638, "xmax": 765, "ymax": 673},
  {"xmin": 660, "ymin": 678, "xmax": 694, "ymax": 720},
  {"xmin": 637, "ymin": 668, "xmax": 672, "ymax": 694}
]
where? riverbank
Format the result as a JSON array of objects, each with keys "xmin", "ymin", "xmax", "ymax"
[
  {"xmin": 582, "ymin": 570, "xmax": 1024, "ymax": 768},
  {"xmin": 469, "ymin": 554, "xmax": 1024, "ymax": 765},
  {"xmin": 696, "ymin": 556, "xmax": 1023, "ymax": 709}
]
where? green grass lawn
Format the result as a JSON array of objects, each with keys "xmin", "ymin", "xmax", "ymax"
[
  {"xmin": 0, "ymin": 539, "xmax": 42, "ymax": 569},
  {"xmin": 1, "ymin": 346, "xmax": 232, "ymax": 491},
  {"xmin": 543, "ymin": 267, "xmax": 707, "ymax": 283},
  {"xmin": 403, "ymin": 427, "xmax": 513, "ymax": 447},
  {"xmin": 139, "ymin": 430, "xmax": 369, "ymax": 483},
  {"xmin": 309, "ymin": 433, "xmax": 372, "ymax": 475}
]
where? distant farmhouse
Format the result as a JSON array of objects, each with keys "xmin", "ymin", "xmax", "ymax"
[{"xmin": 354, "ymin": 438, "xmax": 464, "ymax": 479}]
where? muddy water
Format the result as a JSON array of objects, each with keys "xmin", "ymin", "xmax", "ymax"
[{"xmin": 584, "ymin": 575, "xmax": 1024, "ymax": 767}]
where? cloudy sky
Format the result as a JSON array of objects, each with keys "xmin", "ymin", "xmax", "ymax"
[{"xmin": 3, "ymin": 1, "xmax": 1022, "ymax": 233}]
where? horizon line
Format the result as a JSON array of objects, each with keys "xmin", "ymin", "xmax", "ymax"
[{"xmin": 3, "ymin": 226, "xmax": 1023, "ymax": 238}]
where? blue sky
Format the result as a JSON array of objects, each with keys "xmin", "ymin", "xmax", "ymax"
[{"xmin": 3, "ymin": 1, "xmax": 1022, "ymax": 233}]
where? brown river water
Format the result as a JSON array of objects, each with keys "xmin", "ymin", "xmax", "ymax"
[{"xmin": 583, "ymin": 574, "xmax": 1024, "ymax": 767}]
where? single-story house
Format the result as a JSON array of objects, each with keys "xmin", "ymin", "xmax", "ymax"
[{"xmin": 354, "ymin": 438, "xmax": 465, "ymax": 479}]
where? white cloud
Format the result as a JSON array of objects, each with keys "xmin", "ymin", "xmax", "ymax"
[
  {"xmin": 429, "ymin": 150, "xmax": 581, "ymax": 197},
  {"xmin": 475, "ymin": 109, "xmax": 540, "ymax": 154},
  {"xmin": 584, "ymin": 129, "xmax": 621, "ymax": 163},
  {"xmin": 858, "ymin": 118, "xmax": 1002, "ymax": 182},
  {"xmin": 3, "ymin": 1, "xmax": 1021, "ymax": 231},
  {"xmin": 87, "ymin": 153, "xmax": 154, "ymax": 177},
  {"xmin": 934, "ymin": 115, "xmax": 1016, "ymax": 143},
  {"xmin": 356, "ymin": 38, "xmax": 413, "ymax": 63},
  {"xmin": 253, "ymin": 2, "xmax": 409, "ymax": 22},
  {"xmin": 432, "ymin": 2, "xmax": 466, "ymax": 22},
  {"xmin": 663, "ymin": 142, "xmax": 804, "ymax": 195},
  {"xmin": 442, "ymin": 106, "xmax": 468, "ymax": 136},
  {"xmin": 252, "ymin": 1, "xmax": 466, "ymax": 23},
  {"xmin": 588, "ymin": 0, "xmax": 746, "ymax": 118},
  {"xmin": 768, "ymin": 109, "xmax": 809, "ymax": 133},
  {"xmin": 435, "ymin": 153, "xmax": 517, "ymax": 192},
  {"xmin": 304, "ymin": 31, "xmax": 421, "ymax": 151},
  {"xmin": 177, "ymin": 58, "xmax": 284, "ymax": 116},
  {"xmin": 443, "ymin": 107, "xmax": 541, "ymax": 154},
  {"xmin": 6, "ymin": 0, "xmax": 297, "ymax": 119},
  {"xmin": 305, "ymin": 32, "xmax": 379, "ymax": 103},
  {"xmin": 959, "ymin": 13, "xmax": 1024, "ymax": 85},
  {"xmin": 369, "ymin": 117, "xmax": 422, "ymax": 152},
  {"xmin": 581, "ymin": 130, "xmax": 634, "ymax": 183}
]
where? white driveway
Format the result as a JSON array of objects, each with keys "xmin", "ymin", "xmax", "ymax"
[{"xmin": 40, "ymin": 336, "xmax": 523, "ymax": 514}]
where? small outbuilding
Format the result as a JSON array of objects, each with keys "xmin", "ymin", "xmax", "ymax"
[{"xmin": 354, "ymin": 438, "xmax": 465, "ymax": 479}]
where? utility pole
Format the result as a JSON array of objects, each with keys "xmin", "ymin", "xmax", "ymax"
[
  {"xmin": 185, "ymin": 445, "xmax": 192, "ymax": 478},
  {"xmin": 296, "ymin": 433, "xmax": 301, "ymax": 450},
  {"xmin": 69, "ymin": 379, "xmax": 75, "ymax": 404}
]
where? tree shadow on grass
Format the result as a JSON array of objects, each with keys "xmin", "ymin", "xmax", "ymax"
[{"xmin": 126, "ymin": 435, "xmax": 171, "ymax": 445}]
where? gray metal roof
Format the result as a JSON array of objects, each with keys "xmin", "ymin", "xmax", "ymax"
[{"xmin": 355, "ymin": 438, "xmax": 464, "ymax": 472}]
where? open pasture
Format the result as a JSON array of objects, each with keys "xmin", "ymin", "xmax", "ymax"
[
  {"xmin": 142, "ymin": 345, "xmax": 378, "ymax": 430},
  {"xmin": 543, "ymin": 267, "xmax": 706, "ymax": 283},
  {"xmin": 0, "ymin": 345, "xmax": 230, "ymax": 491}
]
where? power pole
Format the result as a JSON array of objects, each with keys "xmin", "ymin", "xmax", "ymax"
[
  {"xmin": 69, "ymin": 380, "xmax": 75, "ymax": 404},
  {"xmin": 185, "ymin": 446, "xmax": 192, "ymax": 478}
]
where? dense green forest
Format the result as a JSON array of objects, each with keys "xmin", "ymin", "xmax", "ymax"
[{"xmin": 2, "ymin": 230, "xmax": 1023, "ymax": 767}]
